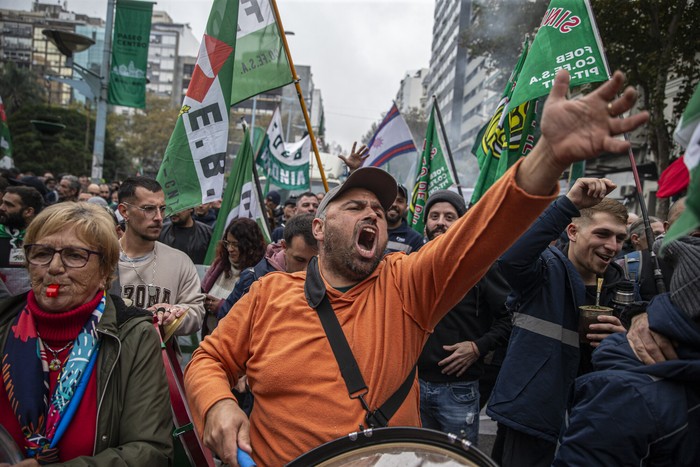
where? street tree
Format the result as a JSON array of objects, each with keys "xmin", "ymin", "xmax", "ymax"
[
  {"xmin": 403, "ymin": 107, "xmax": 428, "ymax": 146},
  {"xmin": 461, "ymin": 0, "xmax": 549, "ymax": 92},
  {"xmin": 463, "ymin": 0, "xmax": 700, "ymax": 218},
  {"xmin": 107, "ymin": 93, "xmax": 176, "ymax": 177},
  {"xmin": 592, "ymin": 0, "xmax": 700, "ymax": 218},
  {"xmin": 0, "ymin": 62, "xmax": 46, "ymax": 115},
  {"xmin": 8, "ymin": 104, "xmax": 125, "ymax": 178}
]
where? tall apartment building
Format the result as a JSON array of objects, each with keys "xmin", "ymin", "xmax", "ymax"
[
  {"xmin": 148, "ymin": 11, "xmax": 199, "ymax": 108},
  {"xmin": 396, "ymin": 68, "xmax": 428, "ymax": 113},
  {"xmin": 232, "ymin": 64, "xmax": 324, "ymax": 143},
  {"xmin": 458, "ymin": 56, "xmax": 500, "ymax": 155},
  {"xmin": 0, "ymin": 2, "xmax": 103, "ymax": 106},
  {"xmin": 423, "ymin": 0, "xmax": 476, "ymax": 186},
  {"xmin": 423, "ymin": 0, "xmax": 504, "ymax": 188},
  {"xmin": 424, "ymin": 0, "xmax": 471, "ymax": 151}
]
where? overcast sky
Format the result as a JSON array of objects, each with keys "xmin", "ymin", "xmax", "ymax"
[{"xmin": 4, "ymin": 0, "xmax": 434, "ymax": 152}]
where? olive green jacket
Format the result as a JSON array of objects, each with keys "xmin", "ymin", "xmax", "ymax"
[{"xmin": 0, "ymin": 293, "xmax": 173, "ymax": 466}]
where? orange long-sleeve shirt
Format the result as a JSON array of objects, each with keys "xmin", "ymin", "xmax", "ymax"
[{"xmin": 185, "ymin": 161, "xmax": 556, "ymax": 466}]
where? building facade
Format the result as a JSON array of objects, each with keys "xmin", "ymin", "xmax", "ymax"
[{"xmin": 396, "ymin": 68, "xmax": 428, "ymax": 113}]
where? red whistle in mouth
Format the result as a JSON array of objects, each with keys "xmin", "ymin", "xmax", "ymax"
[{"xmin": 46, "ymin": 284, "xmax": 60, "ymax": 297}]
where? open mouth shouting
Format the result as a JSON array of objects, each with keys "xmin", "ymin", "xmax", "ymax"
[{"xmin": 356, "ymin": 224, "xmax": 378, "ymax": 259}]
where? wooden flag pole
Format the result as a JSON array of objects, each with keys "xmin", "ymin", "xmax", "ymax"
[
  {"xmin": 269, "ymin": 0, "xmax": 329, "ymax": 192},
  {"xmin": 432, "ymin": 95, "xmax": 463, "ymax": 197}
]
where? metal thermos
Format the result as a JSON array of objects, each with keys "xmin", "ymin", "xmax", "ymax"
[{"xmin": 612, "ymin": 280, "xmax": 636, "ymax": 317}]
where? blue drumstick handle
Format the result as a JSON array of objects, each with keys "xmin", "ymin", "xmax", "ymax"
[{"xmin": 237, "ymin": 448, "xmax": 256, "ymax": 467}]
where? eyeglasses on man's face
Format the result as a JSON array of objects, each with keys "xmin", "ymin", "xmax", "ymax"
[
  {"xmin": 24, "ymin": 244, "xmax": 102, "ymax": 268},
  {"xmin": 122, "ymin": 202, "xmax": 167, "ymax": 218}
]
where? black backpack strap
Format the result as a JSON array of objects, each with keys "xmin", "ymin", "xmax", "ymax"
[{"xmin": 304, "ymin": 257, "xmax": 415, "ymax": 428}]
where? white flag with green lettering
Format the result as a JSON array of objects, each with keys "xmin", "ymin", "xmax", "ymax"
[
  {"xmin": 157, "ymin": 0, "xmax": 238, "ymax": 215},
  {"xmin": 232, "ymin": 0, "xmax": 294, "ymax": 105}
]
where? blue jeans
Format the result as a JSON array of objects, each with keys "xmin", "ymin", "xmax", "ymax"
[{"xmin": 419, "ymin": 379, "xmax": 480, "ymax": 444}]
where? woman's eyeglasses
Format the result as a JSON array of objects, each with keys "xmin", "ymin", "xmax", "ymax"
[
  {"xmin": 222, "ymin": 240, "xmax": 239, "ymax": 250},
  {"xmin": 24, "ymin": 244, "xmax": 102, "ymax": 268}
]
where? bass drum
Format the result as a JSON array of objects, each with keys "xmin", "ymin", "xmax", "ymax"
[{"xmin": 286, "ymin": 427, "xmax": 498, "ymax": 467}]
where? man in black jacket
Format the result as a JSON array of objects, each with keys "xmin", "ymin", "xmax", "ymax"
[
  {"xmin": 417, "ymin": 190, "xmax": 511, "ymax": 444},
  {"xmin": 159, "ymin": 207, "xmax": 213, "ymax": 265}
]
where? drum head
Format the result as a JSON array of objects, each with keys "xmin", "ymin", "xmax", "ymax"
[
  {"xmin": 286, "ymin": 427, "xmax": 498, "ymax": 467},
  {"xmin": 0, "ymin": 425, "xmax": 22, "ymax": 464}
]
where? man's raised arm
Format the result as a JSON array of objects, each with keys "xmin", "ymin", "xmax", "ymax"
[{"xmin": 516, "ymin": 70, "xmax": 648, "ymax": 195}]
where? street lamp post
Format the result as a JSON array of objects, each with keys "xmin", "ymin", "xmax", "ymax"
[
  {"xmin": 92, "ymin": 0, "xmax": 116, "ymax": 182},
  {"xmin": 43, "ymin": 0, "xmax": 116, "ymax": 182}
]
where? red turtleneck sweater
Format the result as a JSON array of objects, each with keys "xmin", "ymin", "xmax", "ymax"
[{"xmin": 0, "ymin": 291, "xmax": 101, "ymax": 461}]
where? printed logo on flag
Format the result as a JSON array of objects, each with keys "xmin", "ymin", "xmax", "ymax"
[{"xmin": 480, "ymin": 99, "xmax": 532, "ymax": 160}]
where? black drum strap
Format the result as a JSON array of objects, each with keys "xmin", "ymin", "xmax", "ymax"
[{"xmin": 305, "ymin": 257, "xmax": 416, "ymax": 428}]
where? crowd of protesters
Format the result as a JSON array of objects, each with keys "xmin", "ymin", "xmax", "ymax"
[{"xmin": 0, "ymin": 69, "xmax": 698, "ymax": 467}]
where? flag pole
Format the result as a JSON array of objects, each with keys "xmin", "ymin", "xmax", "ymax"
[
  {"xmin": 241, "ymin": 118, "xmax": 273, "ymax": 233},
  {"xmin": 584, "ymin": 0, "xmax": 665, "ymax": 293},
  {"xmin": 432, "ymin": 95, "xmax": 462, "ymax": 197},
  {"xmin": 623, "ymin": 134, "xmax": 666, "ymax": 293},
  {"xmin": 269, "ymin": 0, "xmax": 329, "ymax": 192}
]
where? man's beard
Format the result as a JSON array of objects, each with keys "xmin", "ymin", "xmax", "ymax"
[
  {"xmin": 322, "ymin": 221, "xmax": 386, "ymax": 283},
  {"xmin": 386, "ymin": 208, "xmax": 402, "ymax": 225},
  {"xmin": 0, "ymin": 211, "xmax": 25, "ymax": 230},
  {"xmin": 425, "ymin": 225, "xmax": 447, "ymax": 241},
  {"xmin": 131, "ymin": 223, "xmax": 162, "ymax": 242}
]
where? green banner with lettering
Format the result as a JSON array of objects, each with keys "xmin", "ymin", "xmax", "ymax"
[
  {"xmin": 108, "ymin": 0, "xmax": 154, "ymax": 108},
  {"xmin": 510, "ymin": 0, "xmax": 609, "ymax": 109}
]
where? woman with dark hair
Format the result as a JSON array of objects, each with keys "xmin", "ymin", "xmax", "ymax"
[{"xmin": 200, "ymin": 217, "xmax": 266, "ymax": 336}]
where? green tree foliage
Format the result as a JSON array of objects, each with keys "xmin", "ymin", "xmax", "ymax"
[
  {"xmin": 361, "ymin": 120, "xmax": 379, "ymax": 145},
  {"xmin": 107, "ymin": 93, "xmax": 177, "ymax": 178},
  {"xmin": 0, "ymin": 62, "xmax": 46, "ymax": 115},
  {"xmin": 462, "ymin": 0, "xmax": 700, "ymax": 218},
  {"xmin": 8, "ymin": 104, "xmax": 125, "ymax": 179},
  {"xmin": 461, "ymin": 0, "xmax": 549, "ymax": 92},
  {"xmin": 592, "ymin": 0, "xmax": 700, "ymax": 217},
  {"xmin": 403, "ymin": 107, "xmax": 428, "ymax": 145}
]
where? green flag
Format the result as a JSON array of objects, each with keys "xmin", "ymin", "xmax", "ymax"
[
  {"xmin": 257, "ymin": 107, "xmax": 310, "ymax": 190},
  {"xmin": 205, "ymin": 128, "xmax": 271, "ymax": 264},
  {"xmin": 408, "ymin": 105, "xmax": 456, "ymax": 234},
  {"xmin": 232, "ymin": 0, "xmax": 294, "ymax": 105},
  {"xmin": 510, "ymin": 0, "xmax": 610, "ymax": 109},
  {"xmin": 665, "ymin": 82, "xmax": 700, "ymax": 245},
  {"xmin": 568, "ymin": 160, "xmax": 586, "ymax": 190},
  {"xmin": 157, "ymin": 0, "xmax": 238, "ymax": 216},
  {"xmin": 0, "ymin": 97, "xmax": 12, "ymax": 166},
  {"xmin": 108, "ymin": 0, "xmax": 154, "ymax": 108},
  {"xmin": 470, "ymin": 40, "xmax": 540, "ymax": 205}
]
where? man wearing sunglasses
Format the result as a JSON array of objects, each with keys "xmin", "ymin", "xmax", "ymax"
[{"xmin": 116, "ymin": 177, "xmax": 205, "ymax": 336}]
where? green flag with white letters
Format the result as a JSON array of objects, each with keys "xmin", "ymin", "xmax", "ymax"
[
  {"xmin": 510, "ymin": 0, "xmax": 610, "ymax": 109},
  {"xmin": 408, "ymin": 105, "xmax": 455, "ymax": 234},
  {"xmin": 108, "ymin": 0, "xmax": 154, "ymax": 108},
  {"xmin": 205, "ymin": 128, "xmax": 270, "ymax": 264}
]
